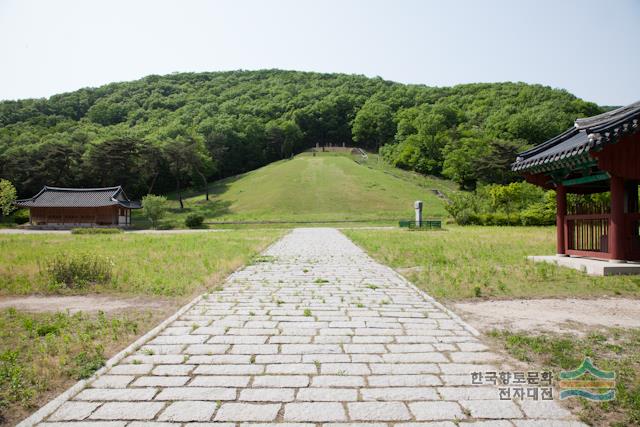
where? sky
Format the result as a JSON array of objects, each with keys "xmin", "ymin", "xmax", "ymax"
[{"xmin": 1, "ymin": 0, "xmax": 639, "ymax": 106}]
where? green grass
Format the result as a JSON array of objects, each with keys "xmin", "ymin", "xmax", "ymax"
[
  {"xmin": 344, "ymin": 226, "xmax": 640, "ymax": 300},
  {"xmin": 488, "ymin": 329, "xmax": 640, "ymax": 426},
  {"xmin": 134, "ymin": 152, "xmax": 454, "ymax": 227},
  {"xmin": 0, "ymin": 308, "xmax": 165, "ymax": 425},
  {"xmin": 0, "ymin": 231, "xmax": 283, "ymax": 296},
  {"xmin": 356, "ymin": 153, "xmax": 458, "ymax": 195}
]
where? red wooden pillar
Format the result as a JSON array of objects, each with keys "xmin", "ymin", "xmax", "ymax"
[
  {"xmin": 556, "ymin": 184, "xmax": 567, "ymax": 256},
  {"xmin": 609, "ymin": 175, "xmax": 625, "ymax": 262}
]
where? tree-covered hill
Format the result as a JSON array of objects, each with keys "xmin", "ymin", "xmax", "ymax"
[{"xmin": 0, "ymin": 69, "xmax": 602, "ymax": 198}]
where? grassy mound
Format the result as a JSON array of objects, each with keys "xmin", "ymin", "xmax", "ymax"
[{"xmin": 139, "ymin": 153, "xmax": 455, "ymax": 227}]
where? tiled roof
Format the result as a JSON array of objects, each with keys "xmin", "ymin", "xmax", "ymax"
[
  {"xmin": 512, "ymin": 100, "xmax": 640, "ymax": 173},
  {"xmin": 15, "ymin": 186, "xmax": 141, "ymax": 209}
]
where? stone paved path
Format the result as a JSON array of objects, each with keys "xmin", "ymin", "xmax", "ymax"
[{"xmin": 26, "ymin": 228, "xmax": 585, "ymax": 427}]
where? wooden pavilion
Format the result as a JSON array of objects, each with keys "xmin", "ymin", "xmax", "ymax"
[
  {"xmin": 512, "ymin": 101, "xmax": 640, "ymax": 262},
  {"xmin": 15, "ymin": 186, "xmax": 141, "ymax": 228}
]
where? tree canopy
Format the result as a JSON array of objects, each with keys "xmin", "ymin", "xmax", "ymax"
[{"xmin": 0, "ymin": 69, "xmax": 602, "ymax": 197}]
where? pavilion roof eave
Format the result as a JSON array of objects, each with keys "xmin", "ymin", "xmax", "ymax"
[{"xmin": 512, "ymin": 101, "xmax": 640, "ymax": 174}]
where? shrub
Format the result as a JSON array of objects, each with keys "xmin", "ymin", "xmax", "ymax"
[
  {"xmin": 71, "ymin": 228, "xmax": 122, "ymax": 235},
  {"xmin": 184, "ymin": 213, "xmax": 204, "ymax": 228},
  {"xmin": 520, "ymin": 202, "xmax": 555, "ymax": 226},
  {"xmin": 141, "ymin": 194, "xmax": 168, "ymax": 229},
  {"xmin": 45, "ymin": 253, "xmax": 113, "ymax": 289},
  {"xmin": 12, "ymin": 209, "xmax": 29, "ymax": 225},
  {"xmin": 448, "ymin": 182, "xmax": 557, "ymax": 226}
]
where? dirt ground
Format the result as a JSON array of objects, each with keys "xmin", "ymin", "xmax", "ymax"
[
  {"xmin": 0, "ymin": 295, "xmax": 175, "ymax": 313},
  {"xmin": 452, "ymin": 297, "xmax": 640, "ymax": 335}
]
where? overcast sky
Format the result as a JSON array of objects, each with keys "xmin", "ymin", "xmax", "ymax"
[{"xmin": 1, "ymin": 0, "xmax": 639, "ymax": 106}]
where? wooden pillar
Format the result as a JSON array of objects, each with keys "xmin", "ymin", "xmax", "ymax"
[
  {"xmin": 556, "ymin": 184, "xmax": 567, "ymax": 256},
  {"xmin": 625, "ymin": 181, "xmax": 638, "ymax": 213},
  {"xmin": 610, "ymin": 175, "xmax": 625, "ymax": 262}
]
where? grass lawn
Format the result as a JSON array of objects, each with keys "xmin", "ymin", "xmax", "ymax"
[
  {"xmin": 0, "ymin": 230, "xmax": 283, "ymax": 424},
  {"xmin": 133, "ymin": 152, "xmax": 454, "ymax": 227},
  {"xmin": 488, "ymin": 328, "xmax": 640, "ymax": 426},
  {"xmin": 344, "ymin": 226, "xmax": 640, "ymax": 300},
  {"xmin": 0, "ymin": 230, "xmax": 283, "ymax": 296}
]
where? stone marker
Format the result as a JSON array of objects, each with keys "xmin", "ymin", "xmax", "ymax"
[{"xmin": 415, "ymin": 200, "xmax": 423, "ymax": 227}]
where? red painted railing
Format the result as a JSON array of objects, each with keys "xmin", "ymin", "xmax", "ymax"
[{"xmin": 566, "ymin": 214, "xmax": 610, "ymax": 254}]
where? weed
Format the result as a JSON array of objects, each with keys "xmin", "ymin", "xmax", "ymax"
[
  {"xmin": 69, "ymin": 348, "xmax": 106, "ymax": 380},
  {"xmin": 252, "ymin": 255, "xmax": 276, "ymax": 264},
  {"xmin": 303, "ymin": 309, "xmax": 312, "ymax": 317},
  {"xmin": 44, "ymin": 253, "xmax": 113, "ymax": 289}
]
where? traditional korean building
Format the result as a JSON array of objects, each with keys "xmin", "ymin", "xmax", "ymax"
[
  {"xmin": 15, "ymin": 186, "xmax": 141, "ymax": 227},
  {"xmin": 512, "ymin": 101, "xmax": 640, "ymax": 263}
]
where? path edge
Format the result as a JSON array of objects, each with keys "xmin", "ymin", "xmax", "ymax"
[
  {"xmin": 16, "ymin": 293, "xmax": 204, "ymax": 427},
  {"xmin": 338, "ymin": 229, "xmax": 481, "ymax": 337}
]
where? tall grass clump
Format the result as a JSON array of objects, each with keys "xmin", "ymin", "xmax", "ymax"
[{"xmin": 44, "ymin": 253, "xmax": 113, "ymax": 289}]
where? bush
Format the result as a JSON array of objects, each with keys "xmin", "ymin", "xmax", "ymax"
[
  {"xmin": 12, "ymin": 209, "xmax": 29, "ymax": 225},
  {"xmin": 520, "ymin": 203, "xmax": 555, "ymax": 226},
  {"xmin": 71, "ymin": 228, "xmax": 122, "ymax": 235},
  {"xmin": 45, "ymin": 253, "xmax": 113, "ymax": 289},
  {"xmin": 184, "ymin": 214, "xmax": 204, "ymax": 228}
]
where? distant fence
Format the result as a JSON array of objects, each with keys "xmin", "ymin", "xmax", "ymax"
[{"xmin": 398, "ymin": 219, "xmax": 443, "ymax": 230}]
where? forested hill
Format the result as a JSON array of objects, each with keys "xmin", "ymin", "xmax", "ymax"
[{"xmin": 0, "ymin": 69, "xmax": 602, "ymax": 197}]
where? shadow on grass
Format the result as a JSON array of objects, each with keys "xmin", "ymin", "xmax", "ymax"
[{"xmin": 165, "ymin": 198, "xmax": 233, "ymax": 219}]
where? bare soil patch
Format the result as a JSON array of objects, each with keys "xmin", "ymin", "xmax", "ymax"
[
  {"xmin": 0, "ymin": 294, "xmax": 174, "ymax": 313},
  {"xmin": 452, "ymin": 297, "xmax": 640, "ymax": 335}
]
